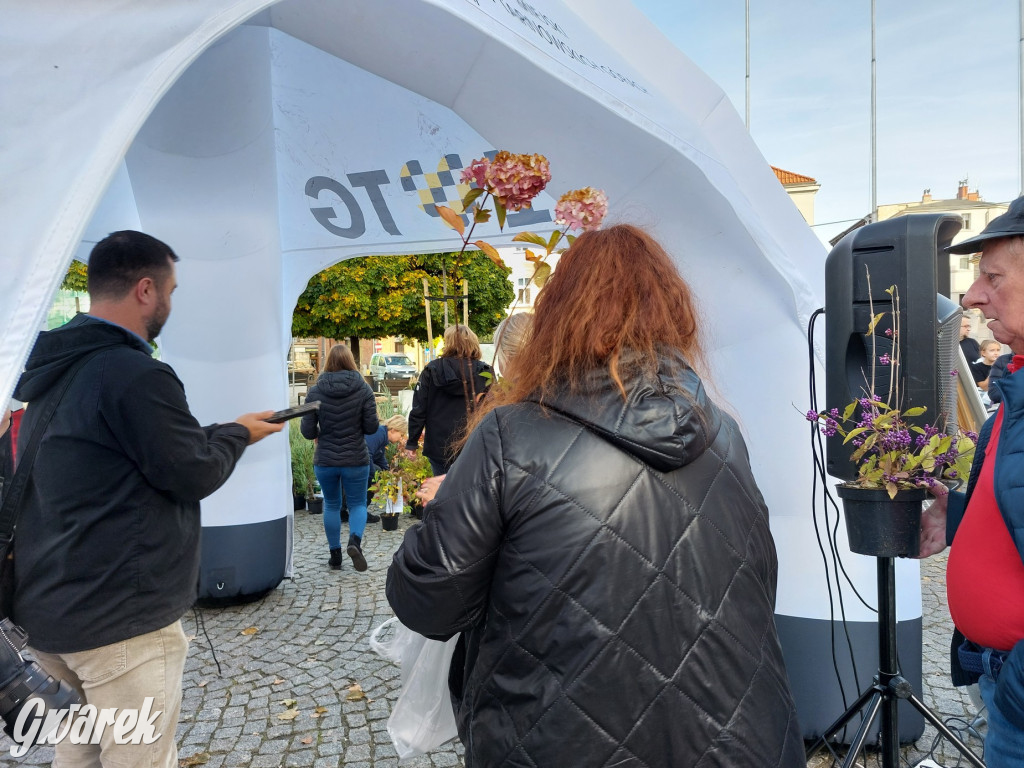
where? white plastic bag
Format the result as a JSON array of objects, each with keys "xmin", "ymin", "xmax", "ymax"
[{"xmin": 368, "ymin": 617, "xmax": 460, "ymax": 760}]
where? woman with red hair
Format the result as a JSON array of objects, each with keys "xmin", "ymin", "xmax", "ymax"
[{"xmin": 387, "ymin": 225, "xmax": 802, "ymax": 767}]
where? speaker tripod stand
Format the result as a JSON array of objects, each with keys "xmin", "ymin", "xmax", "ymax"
[{"xmin": 806, "ymin": 556, "xmax": 985, "ymax": 768}]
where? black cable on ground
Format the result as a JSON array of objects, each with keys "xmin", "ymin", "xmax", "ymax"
[{"xmin": 192, "ymin": 605, "xmax": 223, "ymax": 676}]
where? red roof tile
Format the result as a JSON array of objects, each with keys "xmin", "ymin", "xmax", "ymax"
[{"xmin": 772, "ymin": 166, "xmax": 817, "ymax": 185}]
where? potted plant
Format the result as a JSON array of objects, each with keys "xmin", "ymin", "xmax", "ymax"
[
  {"xmin": 806, "ymin": 282, "xmax": 975, "ymax": 557},
  {"xmin": 289, "ymin": 421, "xmax": 320, "ymax": 513},
  {"xmin": 372, "ymin": 451, "xmax": 433, "ymax": 530}
]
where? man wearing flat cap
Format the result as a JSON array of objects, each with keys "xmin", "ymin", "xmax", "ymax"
[{"xmin": 919, "ymin": 195, "xmax": 1024, "ymax": 765}]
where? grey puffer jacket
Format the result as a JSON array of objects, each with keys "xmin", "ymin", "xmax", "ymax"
[
  {"xmin": 386, "ymin": 351, "xmax": 803, "ymax": 768},
  {"xmin": 300, "ymin": 370, "xmax": 378, "ymax": 466}
]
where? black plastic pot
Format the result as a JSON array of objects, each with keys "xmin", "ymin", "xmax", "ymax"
[
  {"xmin": 836, "ymin": 484, "xmax": 927, "ymax": 558},
  {"xmin": 293, "ymin": 494, "xmax": 306, "ymax": 512},
  {"xmin": 307, "ymin": 497, "xmax": 324, "ymax": 515},
  {"xmin": 381, "ymin": 514, "xmax": 399, "ymax": 531}
]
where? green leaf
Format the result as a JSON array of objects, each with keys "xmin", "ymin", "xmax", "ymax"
[
  {"xmin": 532, "ymin": 262, "xmax": 552, "ymax": 287},
  {"xmin": 866, "ymin": 312, "xmax": 886, "ymax": 334},
  {"xmin": 461, "ymin": 187, "xmax": 484, "ymax": 210},
  {"xmin": 902, "ymin": 406, "xmax": 927, "ymax": 417},
  {"xmin": 495, "ymin": 199, "xmax": 507, "ymax": 230},
  {"xmin": 873, "ymin": 412, "xmax": 896, "ymax": 428},
  {"xmin": 842, "ymin": 427, "xmax": 869, "ymax": 445},
  {"xmin": 547, "ymin": 230, "xmax": 562, "ymax": 252},
  {"xmin": 512, "ymin": 232, "xmax": 548, "ymax": 247},
  {"xmin": 843, "ymin": 401, "xmax": 858, "ymax": 421},
  {"xmin": 473, "ymin": 206, "xmax": 492, "ymax": 224},
  {"xmin": 566, "ymin": 234, "xmax": 576, "ymax": 245}
]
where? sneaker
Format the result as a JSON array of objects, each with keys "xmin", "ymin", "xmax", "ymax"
[
  {"xmin": 328, "ymin": 548, "xmax": 342, "ymax": 570},
  {"xmin": 365, "ymin": 511, "xmax": 381, "ymax": 524}
]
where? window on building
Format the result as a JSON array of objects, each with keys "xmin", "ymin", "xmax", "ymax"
[
  {"xmin": 959, "ymin": 256, "xmax": 971, "ymax": 271},
  {"xmin": 962, "ymin": 213, "xmax": 971, "ymax": 230},
  {"xmin": 517, "ymin": 277, "xmax": 532, "ymax": 304}
]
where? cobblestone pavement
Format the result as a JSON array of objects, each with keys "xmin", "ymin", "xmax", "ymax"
[{"xmin": 4, "ymin": 511, "xmax": 985, "ymax": 768}]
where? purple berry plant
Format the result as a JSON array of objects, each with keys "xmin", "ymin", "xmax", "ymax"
[{"xmin": 807, "ymin": 274, "xmax": 975, "ymax": 499}]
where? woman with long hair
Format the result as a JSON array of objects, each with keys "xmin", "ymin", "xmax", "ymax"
[
  {"xmin": 491, "ymin": 312, "xmax": 532, "ymax": 377},
  {"xmin": 387, "ymin": 225, "xmax": 802, "ymax": 767},
  {"xmin": 300, "ymin": 344, "xmax": 378, "ymax": 572},
  {"xmin": 405, "ymin": 324, "xmax": 492, "ymax": 475}
]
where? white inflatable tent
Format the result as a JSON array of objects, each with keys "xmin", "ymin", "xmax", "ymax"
[{"xmin": 0, "ymin": 0, "xmax": 927, "ymax": 740}]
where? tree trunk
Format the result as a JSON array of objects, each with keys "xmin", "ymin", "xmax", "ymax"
[{"xmin": 350, "ymin": 336, "xmax": 362, "ymax": 368}]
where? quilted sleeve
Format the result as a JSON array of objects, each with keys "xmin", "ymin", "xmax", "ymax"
[{"xmin": 386, "ymin": 411, "xmax": 504, "ymax": 638}]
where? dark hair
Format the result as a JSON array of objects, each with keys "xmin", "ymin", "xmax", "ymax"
[
  {"xmin": 441, "ymin": 324, "xmax": 481, "ymax": 359},
  {"xmin": 466, "ymin": 224, "xmax": 707, "ymax": 430},
  {"xmin": 323, "ymin": 344, "xmax": 357, "ymax": 373},
  {"xmin": 87, "ymin": 231, "xmax": 179, "ymax": 300}
]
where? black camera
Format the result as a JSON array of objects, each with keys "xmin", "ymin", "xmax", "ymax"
[{"xmin": 0, "ymin": 617, "xmax": 80, "ymax": 749}]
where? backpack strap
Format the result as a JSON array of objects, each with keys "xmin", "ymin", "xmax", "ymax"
[{"xmin": 0, "ymin": 347, "xmax": 112, "ymax": 552}]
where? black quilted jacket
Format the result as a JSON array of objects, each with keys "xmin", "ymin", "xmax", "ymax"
[
  {"xmin": 386, "ymin": 351, "xmax": 803, "ymax": 767},
  {"xmin": 406, "ymin": 356, "xmax": 493, "ymax": 465},
  {"xmin": 300, "ymin": 370, "xmax": 378, "ymax": 466}
]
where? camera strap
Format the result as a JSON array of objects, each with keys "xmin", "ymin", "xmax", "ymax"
[{"xmin": 0, "ymin": 347, "xmax": 112, "ymax": 553}]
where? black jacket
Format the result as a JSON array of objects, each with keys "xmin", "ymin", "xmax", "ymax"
[
  {"xmin": 406, "ymin": 356, "xmax": 492, "ymax": 465},
  {"xmin": 387, "ymin": 352, "xmax": 803, "ymax": 767},
  {"xmin": 300, "ymin": 370, "xmax": 378, "ymax": 466},
  {"xmin": 12, "ymin": 315, "xmax": 249, "ymax": 654}
]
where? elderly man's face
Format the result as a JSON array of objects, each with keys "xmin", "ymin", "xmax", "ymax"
[{"xmin": 963, "ymin": 236, "xmax": 1024, "ymax": 354}]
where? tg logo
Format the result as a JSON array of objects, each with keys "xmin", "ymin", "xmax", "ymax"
[{"xmin": 306, "ymin": 152, "xmax": 551, "ymax": 240}]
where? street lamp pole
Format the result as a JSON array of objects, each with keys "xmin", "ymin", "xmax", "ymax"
[
  {"xmin": 871, "ymin": 0, "xmax": 877, "ymax": 222},
  {"xmin": 745, "ymin": 0, "xmax": 750, "ymax": 132}
]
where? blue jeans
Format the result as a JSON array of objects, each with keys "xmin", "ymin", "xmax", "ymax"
[
  {"xmin": 979, "ymin": 651, "xmax": 1024, "ymax": 767},
  {"xmin": 314, "ymin": 464, "xmax": 370, "ymax": 546}
]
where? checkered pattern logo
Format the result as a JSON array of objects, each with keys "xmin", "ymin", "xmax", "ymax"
[
  {"xmin": 400, "ymin": 153, "xmax": 477, "ymax": 219},
  {"xmin": 399, "ymin": 151, "xmax": 552, "ymax": 228}
]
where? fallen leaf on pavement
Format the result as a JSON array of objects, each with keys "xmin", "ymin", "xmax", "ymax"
[
  {"xmin": 277, "ymin": 709, "xmax": 299, "ymax": 721},
  {"xmin": 240, "ymin": 627, "xmax": 259, "ymax": 636},
  {"xmin": 281, "ymin": 699, "xmax": 298, "ymax": 708},
  {"xmin": 179, "ymin": 753, "xmax": 209, "ymax": 767},
  {"xmin": 301, "ymin": 737, "xmax": 313, "ymax": 744},
  {"xmin": 345, "ymin": 684, "xmax": 366, "ymax": 701}
]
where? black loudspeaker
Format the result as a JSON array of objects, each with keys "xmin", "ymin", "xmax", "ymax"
[{"xmin": 824, "ymin": 214, "xmax": 963, "ymax": 480}]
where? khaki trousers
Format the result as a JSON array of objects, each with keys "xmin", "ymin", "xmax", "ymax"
[{"xmin": 30, "ymin": 620, "xmax": 189, "ymax": 768}]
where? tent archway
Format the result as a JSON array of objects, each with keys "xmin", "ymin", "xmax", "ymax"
[{"xmin": 2, "ymin": 0, "xmax": 924, "ymax": 740}]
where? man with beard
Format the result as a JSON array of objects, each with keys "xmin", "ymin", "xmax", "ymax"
[{"xmin": 9, "ymin": 230, "xmax": 283, "ymax": 767}]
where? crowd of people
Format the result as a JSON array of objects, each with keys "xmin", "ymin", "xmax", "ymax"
[{"xmin": 7, "ymin": 201, "xmax": 1024, "ymax": 766}]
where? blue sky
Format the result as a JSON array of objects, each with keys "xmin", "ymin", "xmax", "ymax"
[{"xmin": 631, "ymin": 0, "xmax": 1021, "ymax": 245}]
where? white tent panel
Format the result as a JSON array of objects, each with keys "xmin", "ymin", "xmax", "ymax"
[{"xmin": 1, "ymin": 0, "xmax": 921, "ymax": 739}]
